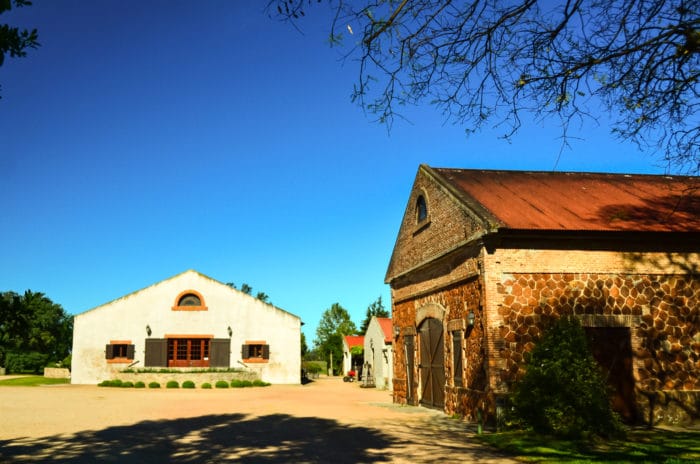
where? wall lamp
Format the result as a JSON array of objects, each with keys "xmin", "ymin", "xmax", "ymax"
[
  {"xmin": 467, "ymin": 311, "xmax": 476, "ymax": 327},
  {"xmin": 227, "ymin": 326, "xmax": 233, "ymax": 337},
  {"xmin": 146, "ymin": 324, "xmax": 152, "ymax": 336}
]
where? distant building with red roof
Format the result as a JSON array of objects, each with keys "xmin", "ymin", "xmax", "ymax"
[
  {"xmin": 363, "ymin": 317, "xmax": 393, "ymax": 390},
  {"xmin": 342, "ymin": 335, "xmax": 364, "ymax": 376},
  {"xmin": 387, "ymin": 165, "xmax": 699, "ymax": 425}
]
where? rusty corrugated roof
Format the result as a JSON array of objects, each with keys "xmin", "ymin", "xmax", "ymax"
[{"xmin": 430, "ymin": 167, "xmax": 700, "ymax": 232}]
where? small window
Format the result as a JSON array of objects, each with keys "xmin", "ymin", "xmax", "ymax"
[
  {"xmin": 416, "ymin": 195, "xmax": 428, "ymax": 223},
  {"xmin": 178, "ymin": 294, "xmax": 201, "ymax": 306},
  {"xmin": 105, "ymin": 342, "xmax": 135, "ymax": 362},
  {"xmin": 172, "ymin": 290, "xmax": 207, "ymax": 311},
  {"xmin": 242, "ymin": 342, "xmax": 270, "ymax": 363},
  {"xmin": 452, "ymin": 331, "xmax": 463, "ymax": 387}
]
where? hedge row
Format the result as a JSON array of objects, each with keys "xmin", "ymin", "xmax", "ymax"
[{"xmin": 98, "ymin": 379, "xmax": 271, "ymax": 388}]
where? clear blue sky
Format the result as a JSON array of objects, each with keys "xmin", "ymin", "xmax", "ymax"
[{"xmin": 1, "ymin": 1, "xmax": 662, "ymax": 343}]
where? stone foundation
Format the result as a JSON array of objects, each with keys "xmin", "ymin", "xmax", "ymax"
[{"xmin": 114, "ymin": 370, "xmax": 260, "ymax": 387}]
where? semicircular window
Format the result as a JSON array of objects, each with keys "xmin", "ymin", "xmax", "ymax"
[{"xmin": 178, "ymin": 293, "xmax": 202, "ymax": 307}]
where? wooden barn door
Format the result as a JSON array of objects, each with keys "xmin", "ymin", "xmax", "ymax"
[
  {"xmin": 419, "ymin": 318, "xmax": 445, "ymax": 409},
  {"xmin": 585, "ymin": 327, "xmax": 637, "ymax": 423}
]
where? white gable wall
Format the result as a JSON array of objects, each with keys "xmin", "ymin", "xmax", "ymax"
[
  {"xmin": 363, "ymin": 317, "xmax": 393, "ymax": 390},
  {"xmin": 72, "ymin": 271, "xmax": 301, "ymax": 384}
]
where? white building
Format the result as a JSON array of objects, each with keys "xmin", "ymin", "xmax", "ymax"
[
  {"xmin": 363, "ymin": 317, "xmax": 393, "ymax": 390},
  {"xmin": 71, "ymin": 270, "xmax": 301, "ymax": 384},
  {"xmin": 342, "ymin": 335, "xmax": 364, "ymax": 377}
]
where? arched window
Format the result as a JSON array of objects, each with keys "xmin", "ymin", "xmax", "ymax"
[
  {"xmin": 416, "ymin": 195, "xmax": 428, "ymax": 223},
  {"xmin": 172, "ymin": 290, "xmax": 207, "ymax": 311}
]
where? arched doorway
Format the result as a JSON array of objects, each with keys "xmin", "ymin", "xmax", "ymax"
[{"xmin": 419, "ymin": 317, "xmax": 445, "ymax": 409}]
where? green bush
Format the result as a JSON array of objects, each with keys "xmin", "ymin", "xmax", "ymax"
[
  {"xmin": 98, "ymin": 380, "xmax": 113, "ymax": 387},
  {"xmin": 5, "ymin": 351, "xmax": 49, "ymax": 374},
  {"xmin": 148, "ymin": 381, "xmax": 161, "ymax": 388},
  {"xmin": 134, "ymin": 381, "xmax": 146, "ymax": 388},
  {"xmin": 510, "ymin": 317, "xmax": 623, "ymax": 439},
  {"xmin": 166, "ymin": 380, "xmax": 179, "ymax": 389},
  {"xmin": 182, "ymin": 380, "xmax": 195, "ymax": 389},
  {"xmin": 252, "ymin": 379, "xmax": 270, "ymax": 387},
  {"xmin": 215, "ymin": 380, "xmax": 229, "ymax": 388},
  {"xmin": 231, "ymin": 379, "xmax": 254, "ymax": 388},
  {"xmin": 201, "ymin": 382, "xmax": 212, "ymax": 389},
  {"xmin": 303, "ymin": 361, "xmax": 324, "ymax": 375},
  {"xmin": 121, "ymin": 381, "xmax": 134, "ymax": 388},
  {"xmin": 111, "ymin": 379, "xmax": 123, "ymax": 387}
]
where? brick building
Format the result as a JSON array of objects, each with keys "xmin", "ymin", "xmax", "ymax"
[{"xmin": 386, "ymin": 165, "xmax": 699, "ymax": 425}]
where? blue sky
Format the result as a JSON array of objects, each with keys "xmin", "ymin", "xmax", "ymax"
[{"xmin": 1, "ymin": 1, "xmax": 662, "ymax": 343}]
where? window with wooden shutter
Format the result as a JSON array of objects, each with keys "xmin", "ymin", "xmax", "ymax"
[
  {"xmin": 242, "ymin": 341, "xmax": 269, "ymax": 363},
  {"xmin": 145, "ymin": 339, "xmax": 167, "ymax": 367},
  {"xmin": 105, "ymin": 341, "xmax": 135, "ymax": 363},
  {"xmin": 210, "ymin": 339, "xmax": 230, "ymax": 367},
  {"xmin": 452, "ymin": 331, "xmax": 463, "ymax": 387}
]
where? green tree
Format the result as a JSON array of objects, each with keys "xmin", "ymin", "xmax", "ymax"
[
  {"xmin": 240, "ymin": 283, "xmax": 252, "ymax": 295},
  {"xmin": 510, "ymin": 316, "xmax": 623, "ymax": 438},
  {"xmin": 359, "ymin": 295, "xmax": 389, "ymax": 334},
  {"xmin": 255, "ymin": 291, "xmax": 270, "ymax": 303},
  {"xmin": 314, "ymin": 303, "xmax": 357, "ymax": 374},
  {"xmin": 300, "ymin": 331, "xmax": 308, "ymax": 359},
  {"xmin": 0, "ymin": 290, "xmax": 73, "ymax": 373},
  {"xmin": 272, "ymin": 0, "xmax": 700, "ymax": 173},
  {"xmin": 0, "ymin": 0, "xmax": 39, "ymax": 98}
]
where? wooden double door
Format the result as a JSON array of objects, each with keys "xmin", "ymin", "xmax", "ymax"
[{"xmin": 418, "ymin": 318, "xmax": 445, "ymax": 409}]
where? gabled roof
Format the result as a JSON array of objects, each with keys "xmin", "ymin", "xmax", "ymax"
[
  {"xmin": 344, "ymin": 335, "xmax": 364, "ymax": 349},
  {"xmin": 376, "ymin": 317, "xmax": 393, "ymax": 344},
  {"xmin": 429, "ymin": 166, "xmax": 699, "ymax": 233}
]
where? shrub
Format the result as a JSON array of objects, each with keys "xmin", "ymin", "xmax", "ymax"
[
  {"xmin": 252, "ymin": 379, "xmax": 270, "ymax": 387},
  {"xmin": 148, "ymin": 381, "xmax": 161, "ymax": 388},
  {"xmin": 510, "ymin": 317, "xmax": 624, "ymax": 439},
  {"xmin": 111, "ymin": 379, "xmax": 123, "ymax": 387},
  {"xmin": 166, "ymin": 380, "xmax": 179, "ymax": 389},
  {"xmin": 121, "ymin": 381, "xmax": 134, "ymax": 388},
  {"xmin": 98, "ymin": 380, "xmax": 113, "ymax": 387},
  {"xmin": 231, "ymin": 379, "xmax": 254, "ymax": 388},
  {"xmin": 201, "ymin": 382, "xmax": 212, "ymax": 389},
  {"xmin": 182, "ymin": 380, "xmax": 195, "ymax": 389},
  {"xmin": 134, "ymin": 381, "xmax": 146, "ymax": 388},
  {"xmin": 5, "ymin": 351, "xmax": 49, "ymax": 374},
  {"xmin": 215, "ymin": 380, "xmax": 229, "ymax": 388}
]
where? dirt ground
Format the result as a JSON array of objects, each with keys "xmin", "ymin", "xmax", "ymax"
[{"xmin": 0, "ymin": 376, "xmax": 517, "ymax": 463}]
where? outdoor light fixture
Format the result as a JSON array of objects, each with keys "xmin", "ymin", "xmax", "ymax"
[
  {"xmin": 393, "ymin": 326, "xmax": 400, "ymax": 338},
  {"xmin": 467, "ymin": 311, "xmax": 476, "ymax": 327},
  {"xmin": 227, "ymin": 326, "xmax": 233, "ymax": 337},
  {"xmin": 146, "ymin": 324, "xmax": 152, "ymax": 336}
]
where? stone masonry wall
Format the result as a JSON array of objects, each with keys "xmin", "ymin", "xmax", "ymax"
[{"xmin": 494, "ymin": 271, "xmax": 699, "ymax": 424}]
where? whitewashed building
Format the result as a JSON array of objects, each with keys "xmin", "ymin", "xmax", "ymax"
[
  {"xmin": 71, "ymin": 270, "xmax": 302, "ymax": 384},
  {"xmin": 342, "ymin": 335, "xmax": 364, "ymax": 376},
  {"xmin": 363, "ymin": 317, "xmax": 393, "ymax": 390}
]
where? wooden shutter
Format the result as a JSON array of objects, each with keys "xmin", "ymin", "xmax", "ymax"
[
  {"xmin": 144, "ymin": 339, "xmax": 167, "ymax": 367},
  {"xmin": 210, "ymin": 339, "xmax": 230, "ymax": 367},
  {"xmin": 241, "ymin": 344, "xmax": 250, "ymax": 359},
  {"xmin": 452, "ymin": 332, "xmax": 463, "ymax": 387},
  {"xmin": 262, "ymin": 344, "xmax": 270, "ymax": 360},
  {"xmin": 126, "ymin": 344, "xmax": 135, "ymax": 360},
  {"xmin": 105, "ymin": 344, "xmax": 114, "ymax": 359}
]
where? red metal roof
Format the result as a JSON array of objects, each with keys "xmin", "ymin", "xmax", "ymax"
[
  {"xmin": 431, "ymin": 167, "xmax": 700, "ymax": 232},
  {"xmin": 344, "ymin": 335, "xmax": 364, "ymax": 349},
  {"xmin": 376, "ymin": 317, "xmax": 393, "ymax": 344}
]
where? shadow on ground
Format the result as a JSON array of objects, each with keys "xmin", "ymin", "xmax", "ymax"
[{"xmin": 0, "ymin": 413, "xmax": 393, "ymax": 463}]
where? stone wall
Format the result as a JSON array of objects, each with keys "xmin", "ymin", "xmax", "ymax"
[
  {"xmin": 494, "ymin": 271, "xmax": 699, "ymax": 424},
  {"xmin": 44, "ymin": 368, "xmax": 71, "ymax": 379},
  {"xmin": 114, "ymin": 370, "xmax": 260, "ymax": 387}
]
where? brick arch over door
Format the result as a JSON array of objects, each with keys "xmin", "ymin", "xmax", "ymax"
[{"xmin": 415, "ymin": 302, "xmax": 445, "ymax": 325}]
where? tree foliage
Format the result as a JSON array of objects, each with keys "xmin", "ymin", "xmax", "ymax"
[
  {"xmin": 359, "ymin": 295, "xmax": 389, "ymax": 334},
  {"xmin": 0, "ymin": 290, "xmax": 73, "ymax": 373},
  {"xmin": 314, "ymin": 302, "xmax": 357, "ymax": 374},
  {"xmin": 510, "ymin": 316, "xmax": 623, "ymax": 438},
  {"xmin": 0, "ymin": 0, "xmax": 39, "ymax": 97},
  {"xmin": 272, "ymin": 0, "xmax": 700, "ymax": 173}
]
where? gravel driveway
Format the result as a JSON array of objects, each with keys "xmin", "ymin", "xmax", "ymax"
[{"xmin": 0, "ymin": 376, "xmax": 516, "ymax": 463}]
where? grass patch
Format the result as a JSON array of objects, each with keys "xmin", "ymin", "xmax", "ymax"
[
  {"xmin": 0, "ymin": 376, "xmax": 70, "ymax": 387},
  {"xmin": 476, "ymin": 428, "xmax": 700, "ymax": 463}
]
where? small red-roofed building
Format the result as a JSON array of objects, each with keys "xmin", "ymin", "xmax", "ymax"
[
  {"xmin": 342, "ymin": 335, "xmax": 364, "ymax": 377},
  {"xmin": 363, "ymin": 317, "xmax": 394, "ymax": 390},
  {"xmin": 386, "ymin": 165, "xmax": 699, "ymax": 425}
]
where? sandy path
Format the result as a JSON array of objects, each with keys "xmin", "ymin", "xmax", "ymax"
[{"xmin": 0, "ymin": 377, "xmax": 516, "ymax": 463}]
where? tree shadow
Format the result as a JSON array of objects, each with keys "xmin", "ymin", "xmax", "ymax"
[
  {"xmin": 596, "ymin": 192, "xmax": 699, "ymax": 232},
  {"xmin": 0, "ymin": 413, "xmax": 393, "ymax": 463}
]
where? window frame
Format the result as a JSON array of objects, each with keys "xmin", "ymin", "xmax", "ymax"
[
  {"xmin": 105, "ymin": 340, "xmax": 135, "ymax": 363},
  {"xmin": 242, "ymin": 341, "xmax": 270, "ymax": 363},
  {"xmin": 452, "ymin": 330, "xmax": 464, "ymax": 387},
  {"xmin": 172, "ymin": 289, "xmax": 208, "ymax": 311},
  {"xmin": 164, "ymin": 335, "xmax": 213, "ymax": 367}
]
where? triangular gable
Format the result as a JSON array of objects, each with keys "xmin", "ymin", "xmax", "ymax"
[
  {"xmin": 344, "ymin": 335, "xmax": 364, "ymax": 349},
  {"xmin": 376, "ymin": 317, "xmax": 393, "ymax": 344},
  {"xmin": 385, "ymin": 165, "xmax": 497, "ymax": 283}
]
